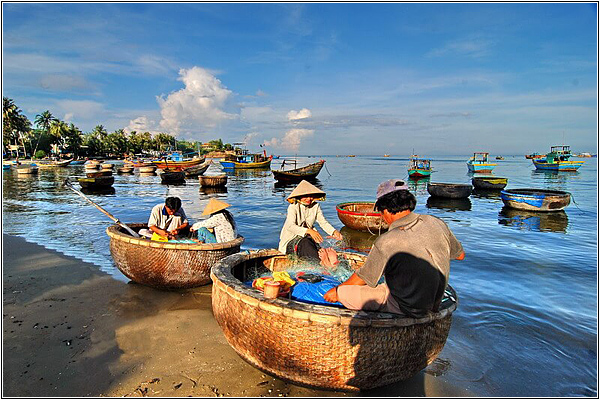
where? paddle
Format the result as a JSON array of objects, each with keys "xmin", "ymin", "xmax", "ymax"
[{"xmin": 63, "ymin": 178, "xmax": 140, "ymax": 238}]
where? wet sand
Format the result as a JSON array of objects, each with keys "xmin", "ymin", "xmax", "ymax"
[{"xmin": 2, "ymin": 234, "xmax": 472, "ymax": 397}]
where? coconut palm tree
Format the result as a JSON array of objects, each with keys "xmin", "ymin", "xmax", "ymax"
[
  {"xmin": 3, "ymin": 97, "xmax": 31, "ymax": 157},
  {"xmin": 33, "ymin": 110, "xmax": 58, "ymax": 156}
]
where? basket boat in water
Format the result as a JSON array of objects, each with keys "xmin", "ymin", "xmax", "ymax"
[
  {"xmin": 427, "ymin": 182, "xmax": 473, "ymax": 199},
  {"xmin": 211, "ymin": 249, "xmax": 457, "ymax": 391},
  {"xmin": 138, "ymin": 165, "xmax": 157, "ymax": 173},
  {"xmin": 271, "ymin": 160, "xmax": 325, "ymax": 183},
  {"xmin": 500, "ymin": 188, "xmax": 570, "ymax": 212},
  {"xmin": 86, "ymin": 170, "xmax": 113, "ymax": 178},
  {"xmin": 107, "ymin": 223, "xmax": 245, "ymax": 289},
  {"xmin": 159, "ymin": 169, "xmax": 186, "ymax": 184},
  {"xmin": 200, "ymin": 174, "xmax": 228, "ymax": 187},
  {"xmin": 336, "ymin": 202, "xmax": 388, "ymax": 233},
  {"xmin": 78, "ymin": 176, "xmax": 114, "ymax": 189},
  {"xmin": 471, "ymin": 176, "xmax": 508, "ymax": 190},
  {"xmin": 117, "ymin": 166, "xmax": 134, "ymax": 174},
  {"xmin": 183, "ymin": 160, "xmax": 211, "ymax": 177}
]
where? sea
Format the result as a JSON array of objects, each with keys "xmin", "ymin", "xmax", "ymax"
[{"xmin": 2, "ymin": 155, "xmax": 597, "ymax": 396}]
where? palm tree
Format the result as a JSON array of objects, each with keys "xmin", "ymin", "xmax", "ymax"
[
  {"xmin": 49, "ymin": 120, "xmax": 69, "ymax": 156},
  {"xmin": 3, "ymin": 97, "xmax": 31, "ymax": 158},
  {"xmin": 33, "ymin": 110, "xmax": 58, "ymax": 156}
]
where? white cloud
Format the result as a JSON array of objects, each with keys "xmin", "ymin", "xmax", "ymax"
[
  {"xmin": 264, "ymin": 128, "xmax": 314, "ymax": 151},
  {"xmin": 124, "ymin": 116, "xmax": 162, "ymax": 134},
  {"xmin": 427, "ymin": 38, "xmax": 493, "ymax": 59},
  {"xmin": 287, "ymin": 108, "xmax": 312, "ymax": 121},
  {"xmin": 55, "ymin": 99, "xmax": 104, "ymax": 121},
  {"xmin": 157, "ymin": 66, "xmax": 236, "ymax": 136}
]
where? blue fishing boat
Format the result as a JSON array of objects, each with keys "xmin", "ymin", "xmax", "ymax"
[
  {"xmin": 220, "ymin": 150, "xmax": 271, "ymax": 169},
  {"xmin": 532, "ymin": 146, "xmax": 584, "ymax": 171},
  {"xmin": 500, "ymin": 189, "xmax": 571, "ymax": 212},
  {"xmin": 467, "ymin": 152, "xmax": 496, "ymax": 173},
  {"xmin": 408, "ymin": 156, "xmax": 432, "ymax": 178}
]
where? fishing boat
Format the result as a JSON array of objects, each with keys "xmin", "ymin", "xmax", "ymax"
[
  {"xmin": 466, "ymin": 152, "xmax": 496, "ymax": 173},
  {"xmin": 495, "ymin": 156, "xmax": 504, "ymax": 160},
  {"xmin": 220, "ymin": 152, "xmax": 272, "ymax": 169},
  {"xmin": 3, "ymin": 164, "xmax": 11, "ymax": 170},
  {"xmin": 500, "ymin": 189, "xmax": 571, "ymax": 212},
  {"xmin": 36, "ymin": 158, "xmax": 73, "ymax": 168},
  {"xmin": 78, "ymin": 175, "xmax": 114, "ymax": 189},
  {"xmin": 86, "ymin": 170, "xmax": 113, "ymax": 178},
  {"xmin": 525, "ymin": 152, "xmax": 544, "ymax": 159},
  {"xmin": 408, "ymin": 157, "xmax": 432, "ymax": 179},
  {"xmin": 107, "ymin": 223, "xmax": 244, "ymax": 288},
  {"xmin": 159, "ymin": 169, "xmax": 186, "ymax": 184},
  {"xmin": 336, "ymin": 202, "xmax": 388, "ymax": 233},
  {"xmin": 471, "ymin": 175, "xmax": 508, "ymax": 190},
  {"xmin": 182, "ymin": 160, "xmax": 211, "ymax": 177},
  {"xmin": 151, "ymin": 152, "xmax": 205, "ymax": 169},
  {"xmin": 271, "ymin": 159, "xmax": 325, "ymax": 183},
  {"xmin": 70, "ymin": 160, "xmax": 86, "ymax": 165},
  {"xmin": 383, "ymin": 154, "xmax": 390, "ymax": 157},
  {"xmin": 532, "ymin": 146, "xmax": 584, "ymax": 171},
  {"xmin": 199, "ymin": 174, "xmax": 227, "ymax": 187},
  {"xmin": 427, "ymin": 182, "xmax": 473, "ymax": 199},
  {"xmin": 211, "ymin": 249, "xmax": 457, "ymax": 391}
]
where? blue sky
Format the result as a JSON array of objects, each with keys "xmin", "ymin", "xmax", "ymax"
[{"xmin": 2, "ymin": 3, "xmax": 597, "ymax": 155}]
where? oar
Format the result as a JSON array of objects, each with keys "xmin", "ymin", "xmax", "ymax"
[{"xmin": 63, "ymin": 178, "xmax": 140, "ymax": 237}]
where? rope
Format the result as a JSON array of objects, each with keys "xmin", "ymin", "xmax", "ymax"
[
  {"xmin": 324, "ymin": 162, "xmax": 332, "ymax": 177},
  {"xmin": 568, "ymin": 191, "xmax": 588, "ymax": 214}
]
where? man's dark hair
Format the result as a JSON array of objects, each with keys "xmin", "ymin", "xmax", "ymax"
[
  {"xmin": 165, "ymin": 196, "xmax": 182, "ymax": 212},
  {"xmin": 374, "ymin": 190, "xmax": 416, "ymax": 214}
]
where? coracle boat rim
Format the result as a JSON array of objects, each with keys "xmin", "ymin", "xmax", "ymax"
[
  {"xmin": 106, "ymin": 223, "xmax": 244, "ymax": 251},
  {"xmin": 429, "ymin": 182, "xmax": 473, "ymax": 187},
  {"xmin": 211, "ymin": 249, "xmax": 457, "ymax": 327},
  {"xmin": 501, "ymin": 188, "xmax": 569, "ymax": 196},
  {"xmin": 336, "ymin": 202, "xmax": 382, "ymax": 217}
]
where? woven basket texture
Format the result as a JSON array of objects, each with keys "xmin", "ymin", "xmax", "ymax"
[
  {"xmin": 211, "ymin": 249, "xmax": 456, "ymax": 391},
  {"xmin": 107, "ymin": 223, "xmax": 244, "ymax": 289},
  {"xmin": 200, "ymin": 174, "xmax": 228, "ymax": 187}
]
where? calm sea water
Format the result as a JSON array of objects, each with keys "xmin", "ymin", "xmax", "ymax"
[{"xmin": 2, "ymin": 155, "xmax": 597, "ymax": 396}]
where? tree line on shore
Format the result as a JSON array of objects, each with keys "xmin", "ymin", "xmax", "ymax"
[{"xmin": 3, "ymin": 97, "xmax": 234, "ymax": 159}]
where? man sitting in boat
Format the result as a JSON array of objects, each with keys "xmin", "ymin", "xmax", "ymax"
[
  {"xmin": 190, "ymin": 198, "xmax": 237, "ymax": 243},
  {"xmin": 278, "ymin": 180, "xmax": 343, "ymax": 267},
  {"xmin": 139, "ymin": 196, "xmax": 189, "ymax": 240},
  {"xmin": 324, "ymin": 179, "xmax": 465, "ymax": 318}
]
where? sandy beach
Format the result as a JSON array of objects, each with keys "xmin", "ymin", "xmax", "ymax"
[{"xmin": 3, "ymin": 234, "xmax": 471, "ymax": 397}]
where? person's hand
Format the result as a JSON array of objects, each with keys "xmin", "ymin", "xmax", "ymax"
[
  {"xmin": 331, "ymin": 230, "xmax": 343, "ymax": 241},
  {"xmin": 306, "ymin": 228, "xmax": 323, "ymax": 243},
  {"xmin": 324, "ymin": 287, "xmax": 339, "ymax": 303}
]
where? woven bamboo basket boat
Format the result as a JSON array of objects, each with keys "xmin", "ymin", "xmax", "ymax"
[
  {"xmin": 200, "ymin": 174, "xmax": 228, "ymax": 187},
  {"xmin": 138, "ymin": 165, "xmax": 157, "ymax": 173},
  {"xmin": 211, "ymin": 249, "xmax": 457, "ymax": 391},
  {"xmin": 336, "ymin": 202, "xmax": 389, "ymax": 233},
  {"xmin": 427, "ymin": 182, "xmax": 472, "ymax": 199},
  {"xmin": 101, "ymin": 163, "xmax": 114, "ymax": 170},
  {"xmin": 107, "ymin": 223, "xmax": 245, "ymax": 289}
]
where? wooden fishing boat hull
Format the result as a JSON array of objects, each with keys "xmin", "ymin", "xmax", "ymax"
[
  {"xmin": 151, "ymin": 158, "xmax": 204, "ymax": 169},
  {"xmin": 211, "ymin": 249, "xmax": 457, "ymax": 391},
  {"xmin": 500, "ymin": 189, "xmax": 570, "ymax": 212},
  {"xmin": 199, "ymin": 174, "xmax": 227, "ymax": 187},
  {"xmin": 408, "ymin": 169, "xmax": 431, "ymax": 178},
  {"xmin": 78, "ymin": 176, "xmax": 114, "ymax": 189},
  {"xmin": 532, "ymin": 159, "xmax": 584, "ymax": 171},
  {"xmin": 466, "ymin": 162, "xmax": 496, "ymax": 173},
  {"xmin": 107, "ymin": 223, "xmax": 244, "ymax": 288},
  {"xmin": 160, "ymin": 170, "xmax": 186, "ymax": 184},
  {"xmin": 471, "ymin": 176, "xmax": 508, "ymax": 190},
  {"xmin": 220, "ymin": 159, "xmax": 271, "ymax": 169},
  {"xmin": 427, "ymin": 183, "xmax": 473, "ymax": 199},
  {"xmin": 37, "ymin": 159, "xmax": 73, "ymax": 167},
  {"xmin": 336, "ymin": 202, "xmax": 388, "ymax": 232},
  {"xmin": 271, "ymin": 160, "xmax": 325, "ymax": 183},
  {"xmin": 183, "ymin": 160, "xmax": 211, "ymax": 177}
]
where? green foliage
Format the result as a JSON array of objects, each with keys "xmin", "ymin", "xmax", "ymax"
[
  {"xmin": 35, "ymin": 150, "xmax": 47, "ymax": 159},
  {"xmin": 3, "ymin": 97, "xmax": 32, "ymax": 154}
]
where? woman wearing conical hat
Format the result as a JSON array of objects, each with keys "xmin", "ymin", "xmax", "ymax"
[
  {"xmin": 278, "ymin": 180, "xmax": 343, "ymax": 263},
  {"xmin": 191, "ymin": 198, "xmax": 237, "ymax": 243}
]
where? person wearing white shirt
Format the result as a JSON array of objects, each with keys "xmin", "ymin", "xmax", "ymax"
[{"xmin": 191, "ymin": 198, "xmax": 237, "ymax": 243}]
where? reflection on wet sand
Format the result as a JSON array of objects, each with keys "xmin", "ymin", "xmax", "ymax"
[
  {"xmin": 426, "ymin": 196, "xmax": 472, "ymax": 211},
  {"xmin": 498, "ymin": 207, "xmax": 569, "ymax": 233}
]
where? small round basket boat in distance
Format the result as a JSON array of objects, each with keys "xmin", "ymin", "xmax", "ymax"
[
  {"xmin": 427, "ymin": 182, "xmax": 473, "ymax": 199},
  {"xmin": 107, "ymin": 223, "xmax": 244, "ymax": 289},
  {"xmin": 200, "ymin": 174, "xmax": 228, "ymax": 187},
  {"xmin": 211, "ymin": 249, "xmax": 457, "ymax": 391},
  {"xmin": 336, "ymin": 202, "xmax": 388, "ymax": 233},
  {"xmin": 500, "ymin": 188, "xmax": 570, "ymax": 212},
  {"xmin": 471, "ymin": 176, "xmax": 508, "ymax": 190}
]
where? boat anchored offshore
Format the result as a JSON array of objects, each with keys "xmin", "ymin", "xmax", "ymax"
[
  {"xmin": 467, "ymin": 152, "xmax": 496, "ymax": 173},
  {"xmin": 532, "ymin": 145, "xmax": 584, "ymax": 171},
  {"xmin": 220, "ymin": 150, "xmax": 272, "ymax": 169},
  {"xmin": 500, "ymin": 189, "xmax": 571, "ymax": 212},
  {"xmin": 471, "ymin": 175, "xmax": 508, "ymax": 190},
  {"xmin": 272, "ymin": 159, "xmax": 325, "ymax": 183},
  {"xmin": 408, "ymin": 156, "xmax": 432, "ymax": 179}
]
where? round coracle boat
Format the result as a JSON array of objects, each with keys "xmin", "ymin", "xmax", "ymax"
[
  {"xmin": 200, "ymin": 174, "xmax": 228, "ymax": 187},
  {"xmin": 211, "ymin": 249, "xmax": 457, "ymax": 391},
  {"xmin": 117, "ymin": 166, "xmax": 134, "ymax": 173},
  {"xmin": 471, "ymin": 176, "xmax": 508, "ymax": 190},
  {"xmin": 500, "ymin": 188, "xmax": 570, "ymax": 212},
  {"xmin": 101, "ymin": 163, "xmax": 114, "ymax": 170},
  {"xmin": 427, "ymin": 182, "xmax": 472, "ymax": 199},
  {"xmin": 107, "ymin": 223, "xmax": 244, "ymax": 289},
  {"xmin": 336, "ymin": 202, "xmax": 388, "ymax": 233},
  {"xmin": 138, "ymin": 165, "xmax": 157, "ymax": 173}
]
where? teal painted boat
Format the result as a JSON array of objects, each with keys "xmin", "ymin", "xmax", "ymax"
[
  {"xmin": 467, "ymin": 152, "xmax": 496, "ymax": 173},
  {"xmin": 408, "ymin": 157, "xmax": 432, "ymax": 178},
  {"xmin": 500, "ymin": 189, "xmax": 570, "ymax": 211},
  {"xmin": 532, "ymin": 146, "xmax": 584, "ymax": 171}
]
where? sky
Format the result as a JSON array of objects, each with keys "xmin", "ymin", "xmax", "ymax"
[{"xmin": 2, "ymin": 3, "xmax": 598, "ymax": 155}]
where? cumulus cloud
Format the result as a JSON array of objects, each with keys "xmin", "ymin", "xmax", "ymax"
[
  {"xmin": 287, "ymin": 108, "xmax": 312, "ymax": 121},
  {"xmin": 264, "ymin": 128, "xmax": 315, "ymax": 151},
  {"xmin": 157, "ymin": 66, "xmax": 235, "ymax": 136},
  {"xmin": 124, "ymin": 116, "xmax": 161, "ymax": 134}
]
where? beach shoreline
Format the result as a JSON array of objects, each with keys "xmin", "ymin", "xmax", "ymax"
[{"xmin": 2, "ymin": 234, "xmax": 472, "ymax": 397}]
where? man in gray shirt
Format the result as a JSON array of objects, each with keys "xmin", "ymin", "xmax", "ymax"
[{"xmin": 324, "ymin": 179, "xmax": 465, "ymax": 317}]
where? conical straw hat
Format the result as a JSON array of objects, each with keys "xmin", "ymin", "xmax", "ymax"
[
  {"xmin": 287, "ymin": 180, "xmax": 326, "ymax": 203},
  {"xmin": 202, "ymin": 198, "xmax": 231, "ymax": 216}
]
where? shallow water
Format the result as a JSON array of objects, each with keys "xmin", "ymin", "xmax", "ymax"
[{"xmin": 2, "ymin": 155, "xmax": 597, "ymax": 396}]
